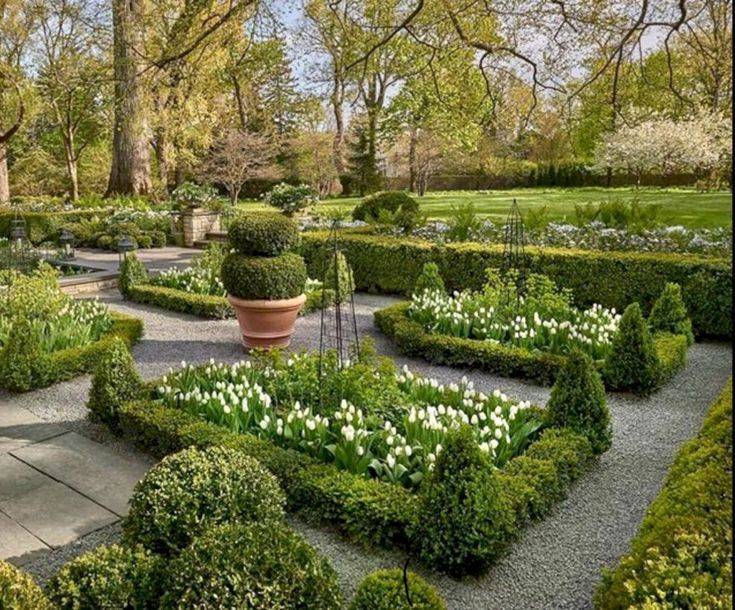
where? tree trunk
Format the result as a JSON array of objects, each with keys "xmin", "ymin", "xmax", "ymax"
[
  {"xmin": 232, "ymin": 77, "xmax": 248, "ymax": 130},
  {"xmin": 408, "ymin": 128, "xmax": 418, "ymax": 192},
  {"xmin": 154, "ymin": 125, "xmax": 170, "ymax": 194},
  {"xmin": 62, "ymin": 128, "xmax": 79, "ymax": 201},
  {"xmin": 331, "ymin": 86, "xmax": 345, "ymax": 175},
  {"xmin": 0, "ymin": 144, "xmax": 9, "ymax": 203},
  {"xmin": 107, "ymin": 0, "xmax": 152, "ymax": 197}
]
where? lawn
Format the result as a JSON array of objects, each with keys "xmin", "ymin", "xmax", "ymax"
[{"xmin": 239, "ymin": 187, "xmax": 733, "ymax": 229}]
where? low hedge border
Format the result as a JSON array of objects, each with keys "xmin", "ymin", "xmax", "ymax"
[
  {"xmin": 126, "ymin": 282, "xmax": 333, "ymax": 320},
  {"xmin": 301, "ymin": 231, "xmax": 732, "ymax": 338},
  {"xmin": 116, "ymin": 394, "xmax": 596, "ymax": 566},
  {"xmin": 0, "ymin": 312, "xmax": 144, "ymax": 392},
  {"xmin": 595, "ymin": 380, "xmax": 732, "ymax": 608},
  {"xmin": 375, "ymin": 302, "xmax": 689, "ymax": 390}
]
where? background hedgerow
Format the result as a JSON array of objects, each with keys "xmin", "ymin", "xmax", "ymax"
[
  {"xmin": 123, "ymin": 446, "xmax": 285, "ymax": 556},
  {"xmin": 595, "ymin": 380, "xmax": 732, "ymax": 609}
]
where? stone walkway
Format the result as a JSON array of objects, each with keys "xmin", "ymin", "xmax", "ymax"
[{"xmin": 1, "ymin": 290, "xmax": 731, "ymax": 609}]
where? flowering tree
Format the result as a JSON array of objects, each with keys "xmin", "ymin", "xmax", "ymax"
[{"xmin": 594, "ymin": 113, "xmax": 732, "ymax": 186}]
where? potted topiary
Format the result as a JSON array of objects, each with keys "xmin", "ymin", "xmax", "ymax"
[{"xmin": 221, "ymin": 212, "xmax": 307, "ymax": 349}]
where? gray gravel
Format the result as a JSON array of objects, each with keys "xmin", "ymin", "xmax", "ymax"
[{"xmin": 11, "ymin": 291, "xmax": 732, "ymax": 608}]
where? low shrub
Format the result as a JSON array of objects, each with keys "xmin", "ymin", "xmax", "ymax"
[
  {"xmin": 595, "ymin": 380, "xmax": 732, "ymax": 609},
  {"xmin": 0, "ymin": 559, "xmax": 52, "ymax": 610},
  {"xmin": 603, "ymin": 303, "xmax": 660, "ymax": 394},
  {"xmin": 649, "ymin": 282, "xmax": 694, "ymax": 345},
  {"xmin": 87, "ymin": 337, "xmax": 145, "ymax": 429},
  {"xmin": 547, "ymin": 350, "xmax": 611, "ymax": 454},
  {"xmin": 45, "ymin": 544, "xmax": 163, "ymax": 610},
  {"xmin": 221, "ymin": 252, "xmax": 307, "ymax": 300},
  {"xmin": 501, "ymin": 456, "xmax": 562, "ymax": 520},
  {"xmin": 228, "ymin": 211, "xmax": 300, "ymax": 256},
  {"xmin": 123, "ymin": 445, "xmax": 285, "ymax": 555},
  {"xmin": 352, "ymin": 191, "xmax": 419, "ymax": 223},
  {"xmin": 149, "ymin": 230, "xmax": 166, "ymax": 248},
  {"xmin": 161, "ymin": 521, "xmax": 343, "ymax": 610},
  {"xmin": 524, "ymin": 428, "xmax": 593, "ymax": 488},
  {"xmin": 412, "ymin": 426, "xmax": 516, "ymax": 576},
  {"xmin": 413, "ymin": 262, "xmax": 445, "ymax": 295},
  {"xmin": 118, "ymin": 253, "xmax": 149, "ymax": 298},
  {"xmin": 349, "ymin": 568, "xmax": 447, "ymax": 610},
  {"xmin": 127, "ymin": 284, "xmax": 232, "ymax": 319},
  {"xmin": 264, "ymin": 182, "xmax": 317, "ymax": 215},
  {"xmin": 0, "ymin": 320, "xmax": 44, "ymax": 392}
]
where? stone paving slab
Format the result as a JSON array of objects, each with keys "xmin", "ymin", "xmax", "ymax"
[
  {"xmin": 0, "ymin": 455, "xmax": 50, "ymax": 502},
  {"xmin": 0, "ymin": 401, "xmax": 66, "ymax": 454},
  {"xmin": 0, "ymin": 510, "xmax": 50, "ymax": 565},
  {"xmin": 11, "ymin": 432, "xmax": 149, "ymax": 517}
]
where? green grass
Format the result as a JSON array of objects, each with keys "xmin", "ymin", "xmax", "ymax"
[{"xmin": 239, "ymin": 187, "xmax": 732, "ymax": 230}]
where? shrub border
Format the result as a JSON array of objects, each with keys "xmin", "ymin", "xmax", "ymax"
[
  {"xmin": 0, "ymin": 312, "xmax": 144, "ymax": 393},
  {"xmin": 115, "ymin": 390, "xmax": 597, "ymax": 570},
  {"xmin": 594, "ymin": 379, "xmax": 732, "ymax": 608},
  {"xmin": 374, "ymin": 302, "xmax": 689, "ymax": 390},
  {"xmin": 300, "ymin": 231, "xmax": 732, "ymax": 338}
]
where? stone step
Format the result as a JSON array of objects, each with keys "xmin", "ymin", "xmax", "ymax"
[{"xmin": 205, "ymin": 231, "xmax": 228, "ymax": 242}]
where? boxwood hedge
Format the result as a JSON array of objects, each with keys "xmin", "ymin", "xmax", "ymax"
[
  {"xmin": 301, "ymin": 231, "xmax": 731, "ymax": 338},
  {"xmin": 595, "ymin": 380, "xmax": 732, "ymax": 609}
]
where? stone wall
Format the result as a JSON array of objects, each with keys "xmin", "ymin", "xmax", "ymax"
[{"xmin": 181, "ymin": 209, "xmax": 221, "ymax": 247}]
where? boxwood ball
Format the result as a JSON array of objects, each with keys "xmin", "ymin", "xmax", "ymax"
[{"xmin": 228, "ymin": 212, "xmax": 301, "ymax": 256}]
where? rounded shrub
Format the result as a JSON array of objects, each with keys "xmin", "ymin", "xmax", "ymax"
[
  {"xmin": 264, "ymin": 182, "xmax": 317, "ymax": 215},
  {"xmin": 603, "ymin": 302, "xmax": 660, "ymax": 394},
  {"xmin": 0, "ymin": 559, "xmax": 52, "ymax": 610},
  {"xmin": 123, "ymin": 446, "xmax": 285, "ymax": 555},
  {"xmin": 349, "ymin": 568, "xmax": 446, "ymax": 610},
  {"xmin": 136, "ymin": 234, "xmax": 153, "ymax": 249},
  {"xmin": 161, "ymin": 521, "xmax": 343, "ymax": 610},
  {"xmin": 118, "ymin": 252, "xmax": 149, "ymax": 298},
  {"xmin": 149, "ymin": 230, "xmax": 167, "ymax": 248},
  {"xmin": 221, "ymin": 252, "xmax": 307, "ymax": 300},
  {"xmin": 411, "ymin": 426, "xmax": 516, "ymax": 576},
  {"xmin": 96, "ymin": 234, "xmax": 114, "ymax": 249},
  {"xmin": 413, "ymin": 262, "xmax": 445, "ymax": 296},
  {"xmin": 45, "ymin": 544, "xmax": 163, "ymax": 610},
  {"xmin": 649, "ymin": 282, "xmax": 694, "ymax": 345},
  {"xmin": 547, "ymin": 349, "xmax": 612, "ymax": 454},
  {"xmin": 228, "ymin": 212, "xmax": 300, "ymax": 256},
  {"xmin": 87, "ymin": 337, "xmax": 145, "ymax": 429},
  {"xmin": 352, "ymin": 191, "xmax": 418, "ymax": 222}
]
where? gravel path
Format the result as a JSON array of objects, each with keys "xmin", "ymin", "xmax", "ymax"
[{"xmin": 11, "ymin": 291, "xmax": 732, "ymax": 609}]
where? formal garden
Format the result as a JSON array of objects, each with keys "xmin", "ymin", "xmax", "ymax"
[{"xmin": 1, "ymin": 1, "xmax": 733, "ymax": 608}]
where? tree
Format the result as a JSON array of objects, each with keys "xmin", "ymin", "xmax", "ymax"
[
  {"xmin": 290, "ymin": 131, "xmax": 338, "ymax": 195},
  {"xmin": 200, "ymin": 130, "xmax": 278, "ymax": 203}
]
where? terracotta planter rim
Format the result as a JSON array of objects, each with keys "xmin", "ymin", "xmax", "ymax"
[{"xmin": 227, "ymin": 293, "xmax": 306, "ymax": 310}]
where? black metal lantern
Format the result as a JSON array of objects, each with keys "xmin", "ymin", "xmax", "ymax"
[
  {"xmin": 10, "ymin": 219, "xmax": 27, "ymax": 246},
  {"xmin": 117, "ymin": 235, "xmax": 136, "ymax": 263},
  {"xmin": 59, "ymin": 229, "xmax": 75, "ymax": 259}
]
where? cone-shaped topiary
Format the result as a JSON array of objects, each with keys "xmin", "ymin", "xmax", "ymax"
[
  {"xmin": 87, "ymin": 337, "xmax": 145, "ymax": 429},
  {"xmin": 118, "ymin": 253, "xmax": 149, "ymax": 298},
  {"xmin": 412, "ymin": 426, "xmax": 516, "ymax": 576},
  {"xmin": 324, "ymin": 251, "xmax": 355, "ymax": 304},
  {"xmin": 349, "ymin": 568, "xmax": 447, "ymax": 610},
  {"xmin": 413, "ymin": 262, "xmax": 445, "ymax": 296},
  {"xmin": 649, "ymin": 282, "xmax": 694, "ymax": 345},
  {"xmin": 547, "ymin": 350, "xmax": 612, "ymax": 454},
  {"xmin": 604, "ymin": 302, "xmax": 660, "ymax": 394}
]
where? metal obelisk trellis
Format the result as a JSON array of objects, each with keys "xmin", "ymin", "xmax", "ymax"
[
  {"xmin": 318, "ymin": 220, "xmax": 360, "ymax": 400},
  {"xmin": 501, "ymin": 199, "xmax": 528, "ymax": 294}
]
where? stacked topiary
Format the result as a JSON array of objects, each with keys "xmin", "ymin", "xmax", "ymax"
[{"xmin": 221, "ymin": 212, "xmax": 307, "ymax": 348}]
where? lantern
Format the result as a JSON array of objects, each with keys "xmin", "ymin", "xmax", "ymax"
[
  {"xmin": 10, "ymin": 219, "xmax": 27, "ymax": 247},
  {"xmin": 117, "ymin": 235, "xmax": 136, "ymax": 263},
  {"xmin": 59, "ymin": 229, "xmax": 75, "ymax": 259}
]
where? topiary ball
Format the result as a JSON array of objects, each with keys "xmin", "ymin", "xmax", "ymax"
[
  {"xmin": 228, "ymin": 212, "xmax": 300, "ymax": 256},
  {"xmin": 221, "ymin": 252, "xmax": 307, "ymax": 300},
  {"xmin": 160, "ymin": 522, "xmax": 343, "ymax": 610},
  {"xmin": 45, "ymin": 545, "xmax": 163, "ymax": 610},
  {"xmin": 123, "ymin": 446, "xmax": 285, "ymax": 555},
  {"xmin": 0, "ymin": 559, "xmax": 52, "ymax": 610},
  {"xmin": 349, "ymin": 568, "xmax": 447, "ymax": 610}
]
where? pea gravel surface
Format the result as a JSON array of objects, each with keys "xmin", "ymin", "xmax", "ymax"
[{"xmin": 12, "ymin": 290, "xmax": 732, "ymax": 609}]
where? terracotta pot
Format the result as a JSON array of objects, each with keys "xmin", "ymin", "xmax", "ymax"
[{"xmin": 227, "ymin": 293, "xmax": 306, "ymax": 350}]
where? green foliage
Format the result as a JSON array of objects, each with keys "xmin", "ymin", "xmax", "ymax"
[
  {"xmin": 127, "ymin": 284, "xmax": 232, "ymax": 319},
  {"xmin": 0, "ymin": 559, "xmax": 52, "ymax": 610},
  {"xmin": 300, "ymin": 231, "xmax": 732, "ymax": 338},
  {"xmin": 412, "ymin": 426, "xmax": 516, "ymax": 575},
  {"xmin": 413, "ymin": 262, "xmax": 445, "ymax": 295},
  {"xmin": 649, "ymin": 282, "xmax": 694, "ymax": 345},
  {"xmin": 0, "ymin": 320, "xmax": 44, "ymax": 392},
  {"xmin": 349, "ymin": 569, "xmax": 447, "ymax": 610},
  {"xmin": 221, "ymin": 252, "xmax": 307, "ymax": 300},
  {"xmin": 446, "ymin": 202, "xmax": 483, "ymax": 241},
  {"xmin": 501, "ymin": 456, "xmax": 562, "ymax": 520},
  {"xmin": 45, "ymin": 545, "xmax": 163, "ymax": 610},
  {"xmin": 228, "ymin": 211, "xmax": 301, "ymax": 256},
  {"xmin": 118, "ymin": 253, "xmax": 149, "ymax": 298},
  {"xmin": 574, "ymin": 197, "xmax": 661, "ymax": 232},
  {"xmin": 170, "ymin": 182, "xmax": 218, "ymax": 210},
  {"xmin": 603, "ymin": 303, "xmax": 660, "ymax": 394},
  {"xmin": 595, "ymin": 381, "xmax": 732, "ymax": 609},
  {"xmin": 523, "ymin": 428, "xmax": 594, "ymax": 488},
  {"xmin": 87, "ymin": 337, "xmax": 145, "ymax": 429},
  {"xmin": 547, "ymin": 350, "xmax": 612, "ymax": 454},
  {"xmin": 264, "ymin": 182, "xmax": 318, "ymax": 215},
  {"xmin": 352, "ymin": 191, "xmax": 419, "ymax": 225},
  {"xmin": 161, "ymin": 521, "xmax": 343, "ymax": 610},
  {"xmin": 123, "ymin": 445, "xmax": 285, "ymax": 555},
  {"xmin": 323, "ymin": 251, "xmax": 355, "ymax": 303}
]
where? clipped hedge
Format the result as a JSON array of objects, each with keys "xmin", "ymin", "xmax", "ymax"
[
  {"xmin": 375, "ymin": 302, "xmax": 688, "ymax": 391},
  {"xmin": 349, "ymin": 569, "xmax": 446, "ymax": 610},
  {"xmin": 0, "ymin": 312, "xmax": 144, "ymax": 393},
  {"xmin": 301, "ymin": 231, "xmax": 732, "ymax": 338},
  {"xmin": 0, "ymin": 209, "xmax": 99, "ymax": 245},
  {"xmin": 595, "ymin": 380, "xmax": 733, "ymax": 609}
]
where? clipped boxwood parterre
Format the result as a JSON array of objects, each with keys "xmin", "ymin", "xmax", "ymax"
[
  {"xmin": 374, "ymin": 301, "xmax": 688, "ymax": 391},
  {"xmin": 300, "ymin": 231, "xmax": 732, "ymax": 338}
]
